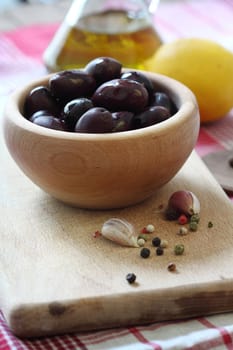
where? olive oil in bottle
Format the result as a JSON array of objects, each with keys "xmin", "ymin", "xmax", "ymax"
[{"xmin": 43, "ymin": 0, "xmax": 162, "ymax": 72}]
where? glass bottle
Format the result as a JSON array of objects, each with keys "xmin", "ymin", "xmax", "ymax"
[{"xmin": 43, "ymin": 0, "xmax": 162, "ymax": 72}]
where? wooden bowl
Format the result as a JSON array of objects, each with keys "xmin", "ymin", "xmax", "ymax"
[{"xmin": 3, "ymin": 71, "xmax": 200, "ymax": 209}]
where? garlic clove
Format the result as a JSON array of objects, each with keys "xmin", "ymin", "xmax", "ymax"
[
  {"xmin": 168, "ymin": 190, "xmax": 200, "ymax": 216},
  {"xmin": 101, "ymin": 218, "xmax": 139, "ymax": 247}
]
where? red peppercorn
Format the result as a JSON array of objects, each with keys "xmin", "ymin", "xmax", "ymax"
[
  {"xmin": 167, "ymin": 262, "xmax": 176, "ymax": 272},
  {"xmin": 93, "ymin": 230, "xmax": 102, "ymax": 238},
  {"xmin": 178, "ymin": 214, "xmax": 188, "ymax": 225}
]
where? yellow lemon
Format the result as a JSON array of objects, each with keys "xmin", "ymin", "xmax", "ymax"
[{"xmin": 152, "ymin": 38, "xmax": 233, "ymax": 123}]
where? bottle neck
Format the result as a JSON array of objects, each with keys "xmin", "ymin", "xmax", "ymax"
[{"xmin": 65, "ymin": 0, "xmax": 151, "ymax": 27}]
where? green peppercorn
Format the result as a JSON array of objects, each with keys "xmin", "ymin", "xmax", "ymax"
[
  {"xmin": 138, "ymin": 234, "xmax": 148, "ymax": 241},
  {"xmin": 156, "ymin": 246, "xmax": 164, "ymax": 256},
  {"xmin": 152, "ymin": 237, "xmax": 161, "ymax": 247},
  {"xmin": 174, "ymin": 244, "xmax": 185, "ymax": 255},
  {"xmin": 140, "ymin": 247, "xmax": 150, "ymax": 258},
  {"xmin": 126, "ymin": 273, "xmax": 136, "ymax": 284},
  {"xmin": 190, "ymin": 213, "xmax": 200, "ymax": 223},
  {"xmin": 189, "ymin": 221, "xmax": 198, "ymax": 231}
]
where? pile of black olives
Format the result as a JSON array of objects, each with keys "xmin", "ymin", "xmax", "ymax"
[{"xmin": 23, "ymin": 57, "xmax": 177, "ymax": 133}]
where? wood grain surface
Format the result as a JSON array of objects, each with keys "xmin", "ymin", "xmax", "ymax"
[{"xmin": 1, "ymin": 128, "xmax": 233, "ymax": 338}]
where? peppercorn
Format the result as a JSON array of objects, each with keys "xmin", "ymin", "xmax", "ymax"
[
  {"xmin": 141, "ymin": 227, "xmax": 148, "ymax": 234},
  {"xmin": 138, "ymin": 234, "xmax": 148, "ymax": 241},
  {"xmin": 189, "ymin": 221, "xmax": 198, "ymax": 231},
  {"xmin": 167, "ymin": 262, "xmax": 176, "ymax": 272},
  {"xmin": 156, "ymin": 246, "xmax": 164, "ymax": 256},
  {"xmin": 137, "ymin": 238, "xmax": 146, "ymax": 247},
  {"xmin": 229, "ymin": 158, "xmax": 233, "ymax": 168},
  {"xmin": 160, "ymin": 239, "xmax": 168, "ymax": 248},
  {"xmin": 174, "ymin": 244, "xmax": 185, "ymax": 255},
  {"xmin": 140, "ymin": 247, "xmax": 150, "ymax": 258},
  {"xmin": 178, "ymin": 227, "xmax": 188, "ymax": 236},
  {"xmin": 126, "ymin": 273, "xmax": 136, "ymax": 284},
  {"xmin": 152, "ymin": 237, "xmax": 161, "ymax": 247},
  {"xmin": 93, "ymin": 230, "xmax": 102, "ymax": 238},
  {"xmin": 190, "ymin": 213, "xmax": 200, "ymax": 223},
  {"xmin": 178, "ymin": 214, "xmax": 188, "ymax": 225},
  {"xmin": 208, "ymin": 221, "xmax": 213, "ymax": 228},
  {"xmin": 146, "ymin": 224, "xmax": 155, "ymax": 233}
]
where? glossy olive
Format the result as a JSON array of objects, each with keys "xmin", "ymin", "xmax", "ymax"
[
  {"xmin": 112, "ymin": 111, "xmax": 134, "ymax": 132},
  {"xmin": 24, "ymin": 86, "xmax": 60, "ymax": 118},
  {"xmin": 151, "ymin": 92, "xmax": 172, "ymax": 110},
  {"xmin": 32, "ymin": 115, "xmax": 66, "ymax": 131},
  {"xmin": 134, "ymin": 106, "xmax": 171, "ymax": 128},
  {"xmin": 85, "ymin": 57, "xmax": 122, "ymax": 86},
  {"xmin": 49, "ymin": 70, "xmax": 96, "ymax": 103},
  {"xmin": 92, "ymin": 79, "xmax": 149, "ymax": 112},
  {"xmin": 121, "ymin": 71, "xmax": 154, "ymax": 100},
  {"xmin": 63, "ymin": 98, "xmax": 94, "ymax": 131},
  {"xmin": 75, "ymin": 107, "xmax": 114, "ymax": 133},
  {"xmin": 29, "ymin": 110, "xmax": 51, "ymax": 122}
]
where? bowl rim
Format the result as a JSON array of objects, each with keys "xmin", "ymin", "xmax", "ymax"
[{"xmin": 4, "ymin": 70, "xmax": 199, "ymax": 141}]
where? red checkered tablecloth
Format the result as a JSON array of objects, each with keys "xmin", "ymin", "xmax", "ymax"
[{"xmin": 1, "ymin": 0, "xmax": 233, "ymax": 349}]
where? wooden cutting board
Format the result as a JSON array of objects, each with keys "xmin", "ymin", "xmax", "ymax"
[{"xmin": 1, "ymin": 129, "xmax": 233, "ymax": 339}]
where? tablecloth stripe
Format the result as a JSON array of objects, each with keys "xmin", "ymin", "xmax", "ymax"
[
  {"xmin": 202, "ymin": 112, "xmax": 233, "ymax": 150},
  {"xmin": 128, "ymin": 327, "xmax": 162, "ymax": 350},
  {"xmin": 197, "ymin": 318, "xmax": 233, "ymax": 349}
]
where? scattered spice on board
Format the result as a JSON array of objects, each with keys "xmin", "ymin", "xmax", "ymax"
[
  {"xmin": 140, "ymin": 247, "xmax": 151, "ymax": 258},
  {"xmin": 167, "ymin": 262, "xmax": 176, "ymax": 272},
  {"xmin": 141, "ymin": 224, "xmax": 155, "ymax": 234},
  {"xmin": 190, "ymin": 213, "xmax": 200, "ymax": 223},
  {"xmin": 146, "ymin": 224, "xmax": 155, "ymax": 233},
  {"xmin": 138, "ymin": 234, "xmax": 149, "ymax": 241},
  {"xmin": 174, "ymin": 244, "xmax": 185, "ymax": 255},
  {"xmin": 156, "ymin": 246, "xmax": 164, "ymax": 256},
  {"xmin": 152, "ymin": 236, "xmax": 161, "ymax": 247},
  {"xmin": 93, "ymin": 230, "xmax": 102, "ymax": 238},
  {"xmin": 178, "ymin": 227, "xmax": 188, "ymax": 236},
  {"xmin": 208, "ymin": 221, "xmax": 213, "ymax": 228},
  {"xmin": 94, "ymin": 189, "xmax": 201, "ymax": 280},
  {"xmin": 189, "ymin": 221, "xmax": 198, "ymax": 232},
  {"xmin": 137, "ymin": 238, "xmax": 146, "ymax": 247},
  {"xmin": 126, "ymin": 273, "xmax": 137, "ymax": 284},
  {"xmin": 160, "ymin": 239, "xmax": 168, "ymax": 248},
  {"xmin": 178, "ymin": 214, "xmax": 188, "ymax": 225},
  {"xmin": 141, "ymin": 227, "xmax": 148, "ymax": 234}
]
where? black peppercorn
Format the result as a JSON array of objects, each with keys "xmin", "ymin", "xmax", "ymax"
[
  {"xmin": 126, "ymin": 273, "xmax": 136, "ymax": 284},
  {"xmin": 140, "ymin": 247, "xmax": 150, "ymax": 258},
  {"xmin": 156, "ymin": 246, "xmax": 164, "ymax": 256},
  {"xmin": 152, "ymin": 237, "xmax": 161, "ymax": 247}
]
